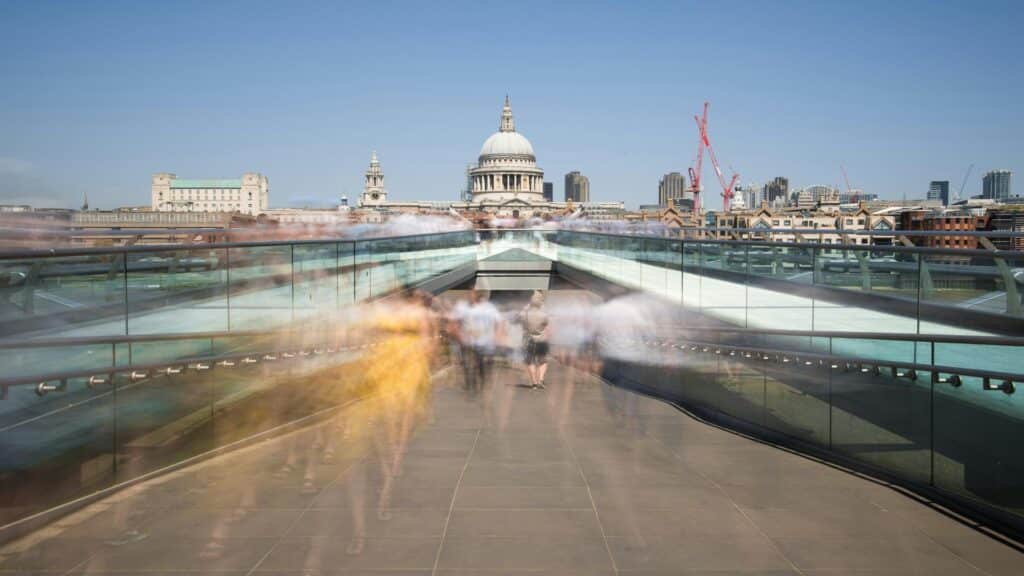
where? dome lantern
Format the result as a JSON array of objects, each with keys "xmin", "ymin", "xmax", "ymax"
[{"xmin": 500, "ymin": 94, "xmax": 515, "ymax": 133}]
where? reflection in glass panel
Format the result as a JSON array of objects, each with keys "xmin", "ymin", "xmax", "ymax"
[
  {"xmin": 933, "ymin": 370, "xmax": 1023, "ymax": 520},
  {"xmin": 746, "ymin": 244, "xmax": 814, "ymax": 331},
  {"xmin": 292, "ymin": 243, "xmax": 339, "ymax": 321},
  {"xmin": 813, "ymin": 246, "xmax": 918, "ymax": 333},
  {"xmin": 114, "ymin": 369, "xmax": 214, "ymax": 482},
  {"xmin": 715, "ymin": 353, "xmax": 765, "ymax": 425},
  {"xmin": 830, "ymin": 362, "xmax": 931, "ymax": 483},
  {"xmin": 228, "ymin": 245, "xmax": 293, "ymax": 330},
  {"xmin": 127, "ymin": 247, "xmax": 227, "ymax": 335},
  {"xmin": 919, "ymin": 251, "xmax": 1024, "ymax": 336},
  {"xmin": 0, "ymin": 253, "xmax": 127, "ymax": 340},
  {"xmin": 337, "ymin": 241, "xmax": 356, "ymax": 307},
  {"xmin": 0, "ymin": 377, "xmax": 116, "ymax": 525},
  {"xmin": 762, "ymin": 360, "xmax": 829, "ymax": 447}
]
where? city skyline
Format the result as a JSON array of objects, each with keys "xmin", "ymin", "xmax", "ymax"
[{"xmin": 1, "ymin": 1, "xmax": 1021, "ymax": 210}]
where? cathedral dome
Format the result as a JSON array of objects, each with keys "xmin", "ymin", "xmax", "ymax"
[
  {"xmin": 480, "ymin": 131, "xmax": 534, "ymax": 157},
  {"xmin": 478, "ymin": 95, "xmax": 535, "ymax": 160},
  {"xmin": 469, "ymin": 96, "xmax": 545, "ymax": 208}
]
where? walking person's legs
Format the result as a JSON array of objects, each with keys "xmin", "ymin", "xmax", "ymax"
[
  {"xmin": 524, "ymin": 340, "xmax": 538, "ymax": 388},
  {"xmin": 475, "ymin": 348, "xmax": 487, "ymax": 387},
  {"xmin": 460, "ymin": 344, "xmax": 476, "ymax": 391},
  {"xmin": 535, "ymin": 342, "xmax": 549, "ymax": 389}
]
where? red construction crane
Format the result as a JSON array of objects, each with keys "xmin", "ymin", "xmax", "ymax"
[
  {"xmin": 688, "ymin": 101, "xmax": 739, "ymax": 212},
  {"xmin": 686, "ymin": 104, "xmax": 708, "ymax": 213},
  {"xmin": 841, "ymin": 164, "xmax": 857, "ymax": 203},
  {"xmin": 955, "ymin": 163, "xmax": 974, "ymax": 203}
]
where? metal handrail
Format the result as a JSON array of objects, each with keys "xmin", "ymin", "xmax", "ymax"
[
  {"xmin": 555, "ymin": 230, "xmax": 1023, "ymax": 259},
  {"xmin": 645, "ymin": 337, "xmax": 1024, "ymax": 385},
  {"xmin": 2, "ymin": 226, "xmax": 1022, "ymax": 260},
  {"xmin": 659, "ymin": 326, "xmax": 1024, "ymax": 347},
  {"xmin": 0, "ymin": 339, "xmax": 370, "ymax": 390},
  {"xmin": 7, "ymin": 332, "xmax": 1019, "ymax": 392},
  {"xmin": 0, "ymin": 328, "xmax": 298, "ymax": 349},
  {"xmin": 7, "ymin": 324, "xmax": 1024, "ymax": 352},
  {"xmin": 478, "ymin": 227, "xmax": 1022, "ymax": 238},
  {"xmin": 687, "ymin": 227, "xmax": 1023, "ymax": 238},
  {"xmin": 0, "ymin": 229, "xmax": 475, "ymax": 260},
  {"xmin": 0, "ymin": 227, "xmax": 232, "ymax": 236}
]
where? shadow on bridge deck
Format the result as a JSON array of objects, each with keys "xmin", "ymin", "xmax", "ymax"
[{"xmin": 2, "ymin": 362, "xmax": 1021, "ymax": 575}]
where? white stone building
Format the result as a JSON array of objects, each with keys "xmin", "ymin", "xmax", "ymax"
[
  {"xmin": 359, "ymin": 151, "xmax": 387, "ymax": 207},
  {"xmin": 469, "ymin": 96, "xmax": 545, "ymax": 205},
  {"xmin": 152, "ymin": 173, "xmax": 269, "ymax": 216}
]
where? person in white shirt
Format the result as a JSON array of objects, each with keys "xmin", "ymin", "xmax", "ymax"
[{"xmin": 452, "ymin": 290, "xmax": 503, "ymax": 391}]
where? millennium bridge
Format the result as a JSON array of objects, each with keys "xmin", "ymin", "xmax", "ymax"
[{"xmin": 1, "ymin": 228, "xmax": 1022, "ymax": 574}]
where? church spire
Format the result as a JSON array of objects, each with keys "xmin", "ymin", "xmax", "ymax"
[
  {"xmin": 81, "ymin": 191, "xmax": 89, "ymax": 211},
  {"xmin": 499, "ymin": 94, "xmax": 515, "ymax": 132}
]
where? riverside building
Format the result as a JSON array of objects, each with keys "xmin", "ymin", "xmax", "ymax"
[{"xmin": 151, "ymin": 173, "xmax": 269, "ymax": 216}]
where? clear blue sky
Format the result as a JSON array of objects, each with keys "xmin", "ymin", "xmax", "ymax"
[{"xmin": 1, "ymin": 0, "xmax": 1020, "ymax": 210}]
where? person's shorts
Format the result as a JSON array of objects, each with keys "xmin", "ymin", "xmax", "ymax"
[{"xmin": 524, "ymin": 339, "xmax": 549, "ymax": 365}]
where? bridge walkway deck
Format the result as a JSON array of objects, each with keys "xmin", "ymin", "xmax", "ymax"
[{"xmin": 2, "ymin": 362, "xmax": 1021, "ymax": 575}]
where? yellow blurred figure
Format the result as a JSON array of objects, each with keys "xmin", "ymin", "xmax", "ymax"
[
  {"xmin": 356, "ymin": 294, "xmax": 437, "ymax": 481},
  {"xmin": 361, "ymin": 297, "xmax": 433, "ymax": 405}
]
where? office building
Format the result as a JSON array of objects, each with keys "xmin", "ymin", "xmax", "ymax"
[
  {"xmin": 839, "ymin": 190, "xmax": 877, "ymax": 204},
  {"xmin": 764, "ymin": 177, "xmax": 789, "ymax": 206},
  {"xmin": 543, "ymin": 181, "xmax": 553, "ymax": 202},
  {"xmin": 986, "ymin": 208, "xmax": 1024, "ymax": 251},
  {"xmin": 982, "ymin": 170, "xmax": 1012, "ymax": 200},
  {"xmin": 151, "ymin": 173, "xmax": 269, "ymax": 216},
  {"xmin": 928, "ymin": 181, "xmax": 950, "ymax": 206},
  {"xmin": 658, "ymin": 172, "xmax": 687, "ymax": 207},
  {"xmin": 792, "ymin": 185, "xmax": 839, "ymax": 209},
  {"xmin": 565, "ymin": 171, "xmax": 590, "ymax": 203}
]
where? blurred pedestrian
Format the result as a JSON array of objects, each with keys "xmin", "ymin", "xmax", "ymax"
[
  {"xmin": 519, "ymin": 290, "xmax": 550, "ymax": 390},
  {"xmin": 452, "ymin": 290, "xmax": 503, "ymax": 392}
]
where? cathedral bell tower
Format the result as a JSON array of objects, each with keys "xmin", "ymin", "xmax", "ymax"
[{"xmin": 359, "ymin": 151, "xmax": 387, "ymax": 207}]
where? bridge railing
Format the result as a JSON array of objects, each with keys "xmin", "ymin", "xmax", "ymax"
[
  {"xmin": 604, "ymin": 325, "xmax": 1024, "ymax": 537},
  {"xmin": 552, "ymin": 230, "xmax": 1024, "ymax": 335},
  {"xmin": 0, "ymin": 324, "xmax": 381, "ymax": 533},
  {"xmin": 0, "ymin": 230, "xmax": 478, "ymax": 340},
  {"xmin": 0, "ymin": 229, "xmax": 477, "ymax": 535},
  {"xmin": 550, "ymin": 227, "xmax": 1024, "ymax": 537}
]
